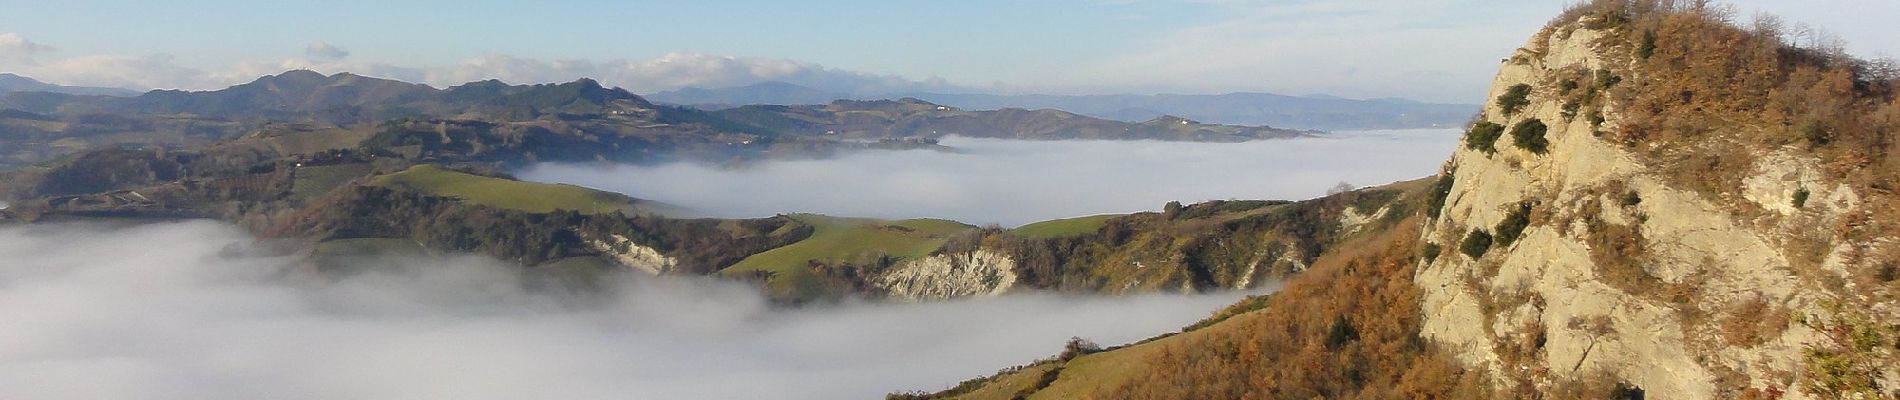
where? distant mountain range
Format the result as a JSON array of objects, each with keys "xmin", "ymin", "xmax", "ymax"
[
  {"xmin": 0, "ymin": 70, "xmax": 658, "ymax": 123},
  {"xmin": 0, "ymin": 73, "xmax": 141, "ymax": 97},
  {"xmin": 0, "ymin": 70, "xmax": 1308, "ymax": 168},
  {"xmin": 650, "ymin": 81, "xmax": 1477, "ymax": 130}
]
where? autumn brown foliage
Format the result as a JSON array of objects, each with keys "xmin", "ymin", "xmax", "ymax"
[
  {"xmin": 1561, "ymin": 0, "xmax": 1900, "ymax": 204},
  {"xmin": 1106, "ymin": 218, "xmax": 1488, "ymax": 399}
]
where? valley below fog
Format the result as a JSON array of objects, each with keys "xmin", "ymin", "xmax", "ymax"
[
  {"xmin": 0, "ymin": 221, "xmax": 1248, "ymax": 399},
  {"xmin": 1, "ymin": 129, "xmax": 1455, "ymax": 399},
  {"xmin": 521, "ymin": 129, "xmax": 1458, "ymax": 226}
]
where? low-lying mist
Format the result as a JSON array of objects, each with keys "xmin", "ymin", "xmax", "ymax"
[
  {"xmin": 0, "ymin": 221, "xmax": 1247, "ymax": 400},
  {"xmin": 521, "ymin": 130, "xmax": 1458, "ymax": 226}
]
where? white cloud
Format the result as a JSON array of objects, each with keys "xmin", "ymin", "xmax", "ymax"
[
  {"xmin": 7, "ymin": 42, "xmax": 956, "ymax": 95},
  {"xmin": 303, "ymin": 41, "xmax": 350, "ymax": 60},
  {"xmin": 522, "ymin": 130, "xmax": 1458, "ymax": 226},
  {"xmin": 0, "ymin": 220, "xmax": 1246, "ymax": 399},
  {"xmin": 0, "ymin": 33, "xmax": 56, "ymax": 65},
  {"xmin": 29, "ymin": 54, "xmax": 218, "ymax": 90},
  {"xmin": 419, "ymin": 52, "xmax": 955, "ymax": 95}
]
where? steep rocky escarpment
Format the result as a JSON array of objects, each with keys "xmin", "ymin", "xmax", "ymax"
[
  {"xmin": 875, "ymin": 250, "xmax": 1019, "ymax": 300},
  {"xmin": 1419, "ymin": 3, "xmax": 1900, "ymax": 398}
]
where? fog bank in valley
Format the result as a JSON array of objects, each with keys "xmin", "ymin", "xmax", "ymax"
[
  {"xmin": 0, "ymin": 221, "xmax": 1246, "ymax": 400},
  {"xmin": 521, "ymin": 130, "xmax": 1458, "ymax": 226}
]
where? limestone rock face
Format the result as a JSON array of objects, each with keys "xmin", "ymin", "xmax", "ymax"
[
  {"xmin": 874, "ymin": 250, "xmax": 1018, "ymax": 301},
  {"xmin": 1415, "ymin": 17, "xmax": 1890, "ymax": 399},
  {"xmin": 585, "ymin": 233, "xmax": 678, "ymax": 275}
]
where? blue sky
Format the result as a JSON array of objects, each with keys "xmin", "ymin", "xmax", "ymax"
[
  {"xmin": 0, "ymin": 1, "xmax": 1191, "ymax": 70},
  {"xmin": 0, "ymin": 0, "xmax": 1893, "ymax": 103}
]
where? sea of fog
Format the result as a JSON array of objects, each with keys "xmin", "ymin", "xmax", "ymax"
[
  {"xmin": 521, "ymin": 129, "xmax": 1460, "ymax": 226},
  {"xmin": 0, "ymin": 221, "xmax": 1248, "ymax": 399}
]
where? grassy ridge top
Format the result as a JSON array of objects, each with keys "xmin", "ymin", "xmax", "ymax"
[
  {"xmin": 721, "ymin": 214, "xmax": 975, "ymax": 299},
  {"xmin": 1008, "ymin": 214, "xmax": 1120, "ymax": 239},
  {"xmin": 367, "ymin": 164, "xmax": 637, "ymax": 214}
]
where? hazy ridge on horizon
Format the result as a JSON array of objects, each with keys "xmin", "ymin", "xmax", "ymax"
[
  {"xmin": 0, "ymin": 68, "xmax": 1472, "ymax": 130},
  {"xmin": 649, "ymin": 81, "xmax": 1479, "ymax": 131}
]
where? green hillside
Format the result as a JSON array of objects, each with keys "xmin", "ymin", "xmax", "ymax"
[
  {"xmin": 366, "ymin": 164, "xmax": 640, "ymax": 214},
  {"xmin": 1008, "ymin": 214, "xmax": 1120, "ymax": 239},
  {"xmin": 721, "ymin": 214, "xmax": 975, "ymax": 299}
]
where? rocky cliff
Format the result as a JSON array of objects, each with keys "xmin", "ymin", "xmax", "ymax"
[
  {"xmin": 910, "ymin": 2, "xmax": 1900, "ymax": 398},
  {"xmin": 1418, "ymin": 5, "xmax": 1899, "ymax": 397},
  {"xmin": 875, "ymin": 250, "xmax": 1019, "ymax": 301}
]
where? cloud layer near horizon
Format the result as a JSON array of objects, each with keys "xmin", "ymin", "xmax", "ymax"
[
  {"xmin": 0, "ymin": 221, "xmax": 1245, "ymax": 400},
  {"xmin": 521, "ymin": 130, "xmax": 1458, "ymax": 226},
  {"xmin": 0, "ymin": 32, "xmax": 956, "ymax": 95}
]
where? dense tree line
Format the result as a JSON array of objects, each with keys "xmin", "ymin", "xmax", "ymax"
[
  {"xmin": 275, "ymin": 185, "xmax": 815, "ymax": 275},
  {"xmin": 932, "ymin": 183, "xmax": 1424, "ymax": 294}
]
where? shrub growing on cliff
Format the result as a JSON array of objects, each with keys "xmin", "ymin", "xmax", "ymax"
[
  {"xmin": 1466, "ymin": 121, "xmax": 1506, "ymax": 153},
  {"xmin": 1637, "ymin": 29, "xmax": 1657, "ymax": 59},
  {"xmin": 1461, "ymin": 229, "xmax": 1494, "ymax": 259},
  {"xmin": 1800, "ymin": 122, "xmax": 1830, "ymax": 148},
  {"xmin": 1595, "ymin": 69, "xmax": 1622, "ymax": 89},
  {"xmin": 1323, "ymin": 315, "xmax": 1359, "ymax": 349},
  {"xmin": 1796, "ymin": 301, "xmax": 1900, "ymax": 399},
  {"xmin": 1497, "ymin": 84, "xmax": 1533, "ymax": 116},
  {"xmin": 1511, "ymin": 119, "xmax": 1550, "ymax": 154},
  {"xmin": 1494, "ymin": 202, "xmax": 1534, "ymax": 248},
  {"xmin": 1427, "ymin": 173, "xmax": 1456, "ymax": 218}
]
